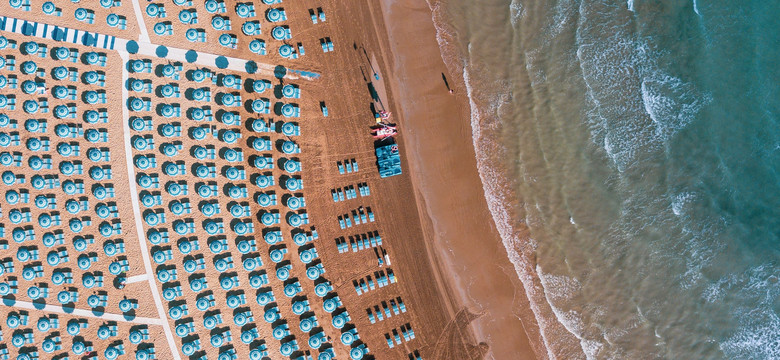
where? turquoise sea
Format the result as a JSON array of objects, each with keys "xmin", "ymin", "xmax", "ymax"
[{"xmin": 433, "ymin": 0, "xmax": 780, "ymax": 358}]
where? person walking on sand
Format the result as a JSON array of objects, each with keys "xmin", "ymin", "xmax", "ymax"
[{"xmin": 442, "ymin": 72, "xmax": 454, "ymax": 94}]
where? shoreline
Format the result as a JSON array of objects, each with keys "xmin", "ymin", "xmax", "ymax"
[{"xmin": 369, "ymin": 0, "xmax": 544, "ymax": 358}]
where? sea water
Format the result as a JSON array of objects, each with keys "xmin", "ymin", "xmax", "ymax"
[{"xmin": 432, "ymin": 0, "xmax": 780, "ymax": 358}]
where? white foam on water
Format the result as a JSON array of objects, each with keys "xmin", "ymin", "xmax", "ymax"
[
  {"xmin": 693, "ymin": 0, "xmax": 700, "ymax": 16},
  {"xmin": 537, "ymin": 268, "xmax": 602, "ymax": 360},
  {"xmin": 720, "ymin": 312, "xmax": 780, "ymax": 359},
  {"xmin": 671, "ymin": 192, "xmax": 696, "ymax": 216},
  {"xmin": 640, "ymin": 75, "xmax": 711, "ymax": 142},
  {"xmin": 627, "ymin": 0, "xmax": 635, "ymax": 12},
  {"xmin": 510, "ymin": 0, "xmax": 525, "ymax": 27},
  {"xmin": 461, "ymin": 68, "xmax": 559, "ymax": 360}
]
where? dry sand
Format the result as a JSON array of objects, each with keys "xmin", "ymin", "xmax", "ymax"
[{"xmin": 298, "ymin": 0, "xmax": 543, "ymax": 359}]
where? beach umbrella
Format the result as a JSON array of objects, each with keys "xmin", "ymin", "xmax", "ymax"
[
  {"xmin": 281, "ymin": 103, "xmax": 297, "ymax": 117},
  {"xmin": 242, "ymin": 21, "xmax": 258, "ymax": 36},
  {"xmin": 350, "ymin": 348, "xmax": 365, "ymax": 360},
  {"xmin": 103, "ymin": 240, "xmax": 117, "ymax": 255},
  {"xmin": 162, "ymin": 64, "xmax": 176, "ymax": 78},
  {"xmin": 249, "ymin": 39, "xmax": 265, "ymax": 54},
  {"xmin": 203, "ymin": 220, "xmax": 221, "ymax": 235},
  {"xmin": 315, "ymin": 282, "xmax": 330, "ymax": 297},
  {"xmin": 248, "ymin": 274, "xmax": 263, "ymax": 288},
  {"xmin": 283, "ymin": 283, "xmax": 300, "ymax": 297},
  {"xmin": 282, "ymin": 122, "xmax": 298, "ymax": 136},
  {"xmin": 28, "ymin": 286, "xmax": 42, "ymax": 300},
  {"xmin": 52, "ymin": 66, "xmax": 69, "ymax": 81},
  {"xmin": 252, "ymin": 118, "xmax": 268, "ymax": 133},
  {"xmin": 76, "ymin": 254, "xmax": 95, "ymax": 270},
  {"xmin": 306, "ymin": 266, "xmax": 322, "ymax": 280},
  {"xmin": 153, "ymin": 23, "xmax": 168, "ymax": 36},
  {"xmin": 323, "ymin": 298, "xmax": 338, "ymax": 313},
  {"xmin": 243, "ymin": 257, "xmax": 258, "ymax": 271},
  {"xmin": 42, "ymin": 1, "xmax": 56, "ymax": 14},
  {"xmin": 182, "ymin": 343, "xmax": 196, "ymax": 356},
  {"xmin": 67, "ymin": 320, "xmax": 80, "ymax": 335},
  {"xmin": 294, "ymin": 232, "xmax": 309, "ymax": 246},
  {"xmin": 5, "ymin": 190, "xmax": 19, "ymax": 204},
  {"xmin": 237, "ymin": 4, "xmax": 252, "ymax": 17},
  {"xmin": 205, "ymin": 0, "xmax": 219, "ymax": 12},
  {"xmin": 0, "ymin": 153, "xmax": 12, "ymax": 167},
  {"xmin": 221, "ymin": 130, "xmax": 238, "ymax": 143},
  {"xmin": 300, "ymin": 318, "xmax": 314, "ymax": 332},
  {"xmin": 228, "ymin": 186, "xmax": 244, "ymax": 199},
  {"xmin": 74, "ymin": 237, "xmax": 88, "ymax": 252},
  {"xmin": 85, "ymin": 52, "xmax": 100, "ymax": 65},
  {"xmin": 51, "ymin": 85, "xmax": 68, "ymax": 99},
  {"xmin": 1, "ymin": 171, "xmax": 15, "ymax": 185},
  {"xmin": 189, "ymin": 108, "xmax": 206, "ymax": 122},
  {"xmin": 279, "ymin": 44, "xmax": 293, "ymax": 58},
  {"xmin": 264, "ymin": 308, "xmax": 279, "ymax": 323},
  {"xmin": 284, "ymin": 159, "xmax": 301, "ymax": 173},
  {"xmin": 83, "ymin": 273, "xmax": 97, "ymax": 287},
  {"xmin": 261, "ymin": 212, "xmax": 276, "ymax": 226},
  {"xmin": 65, "ymin": 199, "xmax": 80, "ymax": 213},
  {"xmin": 282, "ymin": 84, "xmax": 297, "ymax": 97},
  {"xmin": 23, "ymin": 100, "xmax": 39, "ymax": 114},
  {"xmin": 286, "ymin": 177, "xmax": 302, "ymax": 191},
  {"xmin": 300, "ymin": 248, "xmax": 315, "ymax": 263},
  {"xmin": 288, "ymin": 213, "xmax": 303, "ymax": 227},
  {"xmin": 257, "ymin": 292, "xmax": 273, "ymax": 306},
  {"xmin": 267, "ymin": 8, "xmax": 284, "ymax": 22},
  {"xmin": 21, "ymin": 61, "xmax": 37, "ymax": 75},
  {"xmin": 46, "ymin": 250, "xmax": 60, "ymax": 266},
  {"xmin": 43, "ymin": 233, "xmax": 57, "ymax": 247},
  {"xmin": 332, "ymin": 313, "xmax": 347, "ymax": 329},
  {"xmin": 17, "ymin": 248, "xmax": 30, "ymax": 261},
  {"xmin": 235, "ymin": 240, "xmax": 252, "ymax": 255},
  {"xmin": 169, "ymin": 305, "xmax": 184, "ymax": 320},
  {"xmin": 54, "ymin": 47, "xmax": 70, "ymax": 60},
  {"xmin": 185, "ymin": 28, "xmax": 199, "ymax": 42},
  {"xmin": 218, "ymin": 34, "xmax": 233, "ymax": 47},
  {"xmin": 276, "ymin": 266, "xmax": 290, "ymax": 281},
  {"xmin": 198, "ymin": 185, "xmax": 215, "ymax": 199},
  {"xmin": 23, "ymin": 42, "xmax": 39, "ymax": 56},
  {"xmin": 109, "ymin": 261, "xmax": 122, "ymax": 275},
  {"xmin": 22, "ymin": 80, "xmax": 37, "ymax": 94},
  {"xmin": 84, "ymin": 90, "xmax": 100, "ymax": 104},
  {"xmin": 262, "ymin": 231, "xmax": 280, "ymax": 245},
  {"xmin": 179, "ymin": 10, "xmax": 193, "ymax": 23},
  {"xmin": 22, "ymin": 267, "xmax": 36, "ymax": 281},
  {"xmin": 255, "ymin": 175, "xmax": 271, "ymax": 188},
  {"xmin": 90, "ymin": 166, "xmax": 106, "ymax": 181},
  {"xmin": 272, "ymin": 26, "xmax": 287, "ymax": 40},
  {"xmin": 107, "ymin": 13, "xmax": 120, "ymax": 26},
  {"xmin": 145, "ymin": 3, "xmax": 160, "ymax": 17},
  {"xmin": 212, "ymin": 16, "xmax": 226, "ymax": 30},
  {"xmin": 191, "ymin": 69, "xmax": 206, "ymax": 82},
  {"xmin": 252, "ymin": 99, "xmax": 268, "ymax": 113},
  {"xmin": 220, "ymin": 92, "xmax": 237, "ymax": 106},
  {"xmin": 94, "ymin": 185, "xmax": 109, "ymax": 199},
  {"xmin": 272, "ymin": 326, "xmax": 287, "ymax": 340}
]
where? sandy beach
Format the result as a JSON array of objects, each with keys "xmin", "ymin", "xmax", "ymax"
[
  {"xmin": 365, "ymin": 1, "xmax": 544, "ymax": 358},
  {"xmin": 0, "ymin": 0, "xmax": 543, "ymax": 359}
]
